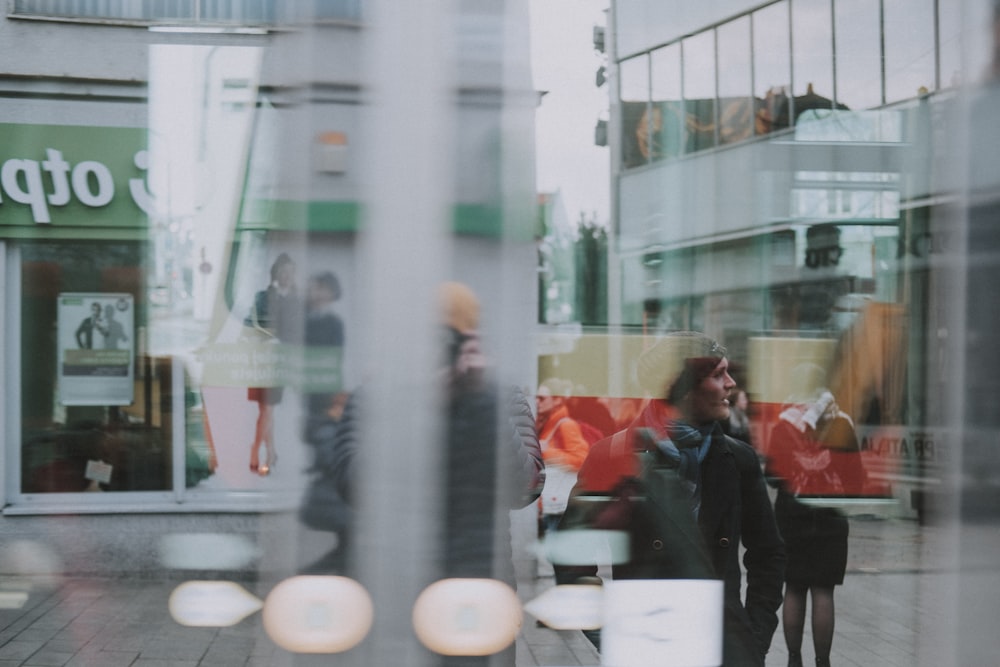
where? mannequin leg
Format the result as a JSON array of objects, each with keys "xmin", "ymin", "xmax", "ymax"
[
  {"xmin": 783, "ymin": 583, "xmax": 807, "ymax": 667},
  {"xmin": 810, "ymin": 585, "xmax": 836, "ymax": 664}
]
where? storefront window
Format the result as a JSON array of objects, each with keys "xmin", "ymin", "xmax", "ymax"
[{"xmin": 19, "ymin": 242, "xmax": 170, "ymax": 494}]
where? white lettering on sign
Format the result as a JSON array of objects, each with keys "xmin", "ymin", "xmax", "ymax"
[
  {"xmin": 43, "ymin": 149, "xmax": 72, "ymax": 207},
  {"xmin": 0, "ymin": 148, "xmax": 153, "ymax": 224},
  {"xmin": 128, "ymin": 149, "xmax": 156, "ymax": 216},
  {"xmin": 71, "ymin": 161, "xmax": 114, "ymax": 207},
  {"xmin": 1, "ymin": 158, "xmax": 49, "ymax": 222}
]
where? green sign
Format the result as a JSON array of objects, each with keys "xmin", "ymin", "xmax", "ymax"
[{"xmin": 0, "ymin": 123, "xmax": 148, "ymax": 237}]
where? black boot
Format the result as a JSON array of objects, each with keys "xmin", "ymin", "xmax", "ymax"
[
  {"xmin": 787, "ymin": 652, "xmax": 803, "ymax": 667},
  {"xmin": 815, "ymin": 657, "xmax": 831, "ymax": 667}
]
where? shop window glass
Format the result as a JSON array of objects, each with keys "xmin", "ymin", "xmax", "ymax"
[
  {"xmin": 884, "ymin": 0, "xmax": 936, "ymax": 102},
  {"xmin": 834, "ymin": 0, "xmax": 883, "ymax": 109},
  {"xmin": 682, "ymin": 29, "xmax": 717, "ymax": 153},
  {"xmin": 18, "ymin": 242, "xmax": 177, "ymax": 493},
  {"xmin": 717, "ymin": 16, "xmax": 754, "ymax": 145},
  {"xmin": 753, "ymin": 0, "xmax": 792, "ymax": 135},
  {"xmin": 791, "ymin": 0, "xmax": 835, "ymax": 117},
  {"xmin": 650, "ymin": 43, "xmax": 683, "ymax": 161},
  {"xmin": 620, "ymin": 54, "xmax": 652, "ymax": 169}
]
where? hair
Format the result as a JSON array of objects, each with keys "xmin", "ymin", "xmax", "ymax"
[
  {"xmin": 636, "ymin": 331, "xmax": 727, "ymax": 404},
  {"xmin": 270, "ymin": 253, "xmax": 295, "ymax": 282},
  {"xmin": 312, "ymin": 271, "xmax": 341, "ymax": 301},
  {"xmin": 665, "ymin": 357, "xmax": 725, "ymax": 405}
]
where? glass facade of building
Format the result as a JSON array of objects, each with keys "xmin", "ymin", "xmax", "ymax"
[{"xmin": 0, "ymin": 0, "xmax": 999, "ymax": 665}]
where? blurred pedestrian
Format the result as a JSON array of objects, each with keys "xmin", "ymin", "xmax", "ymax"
[
  {"xmin": 244, "ymin": 252, "xmax": 302, "ymax": 476},
  {"xmin": 535, "ymin": 377, "xmax": 590, "ymax": 538},
  {"xmin": 555, "ymin": 331, "xmax": 785, "ymax": 666},
  {"xmin": 323, "ymin": 282, "xmax": 544, "ymax": 589},
  {"xmin": 766, "ymin": 364, "xmax": 866, "ymax": 667},
  {"xmin": 724, "ymin": 386, "xmax": 753, "ymax": 446}
]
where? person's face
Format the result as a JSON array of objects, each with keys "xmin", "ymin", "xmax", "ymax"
[
  {"xmin": 91, "ymin": 304, "xmax": 101, "ymax": 317},
  {"xmin": 735, "ymin": 389, "xmax": 748, "ymax": 411},
  {"xmin": 681, "ymin": 358, "xmax": 736, "ymax": 426},
  {"xmin": 536, "ymin": 388, "xmax": 558, "ymax": 417}
]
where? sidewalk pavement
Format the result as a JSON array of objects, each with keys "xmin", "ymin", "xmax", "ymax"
[{"xmin": 0, "ymin": 513, "xmax": 975, "ymax": 667}]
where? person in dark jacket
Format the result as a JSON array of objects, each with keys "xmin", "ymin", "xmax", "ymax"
[
  {"xmin": 554, "ymin": 331, "xmax": 786, "ymax": 667},
  {"xmin": 315, "ymin": 283, "xmax": 544, "ymax": 589}
]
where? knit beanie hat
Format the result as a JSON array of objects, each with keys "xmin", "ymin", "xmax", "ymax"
[
  {"xmin": 438, "ymin": 281, "xmax": 480, "ymax": 334},
  {"xmin": 636, "ymin": 331, "xmax": 727, "ymax": 403}
]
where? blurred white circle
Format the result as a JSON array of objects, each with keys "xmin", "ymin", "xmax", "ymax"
[
  {"xmin": 412, "ymin": 578, "xmax": 522, "ymax": 656},
  {"xmin": 262, "ymin": 576, "xmax": 373, "ymax": 653}
]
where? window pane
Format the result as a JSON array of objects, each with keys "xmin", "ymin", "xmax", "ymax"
[
  {"xmin": 683, "ymin": 29, "xmax": 717, "ymax": 152},
  {"xmin": 620, "ymin": 55, "xmax": 651, "ymax": 168},
  {"xmin": 20, "ymin": 243, "xmax": 174, "ymax": 493},
  {"xmin": 651, "ymin": 43, "xmax": 684, "ymax": 161},
  {"xmin": 938, "ymin": 0, "xmax": 963, "ymax": 88},
  {"xmin": 718, "ymin": 17, "xmax": 753, "ymax": 145},
  {"xmin": 791, "ymin": 0, "xmax": 835, "ymax": 114},
  {"xmin": 884, "ymin": 0, "xmax": 936, "ymax": 102},
  {"xmin": 754, "ymin": 0, "xmax": 791, "ymax": 135},
  {"xmin": 834, "ymin": 0, "xmax": 883, "ymax": 109}
]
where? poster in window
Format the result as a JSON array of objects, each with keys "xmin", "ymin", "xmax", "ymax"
[{"xmin": 57, "ymin": 293, "xmax": 135, "ymax": 406}]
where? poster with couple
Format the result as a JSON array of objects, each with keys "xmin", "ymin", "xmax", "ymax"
[{"xmin": 57, "ymin": 292, "xmax": 134, "ymax": 406}]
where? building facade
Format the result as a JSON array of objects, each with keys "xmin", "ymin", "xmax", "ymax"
[
  {"xmin": 589, "ymin": 0, "xmax": 1000, "ymax": 663},
  {"xmin": 0, "ymin": 0, "xmax": 538, "ymax": 563}
]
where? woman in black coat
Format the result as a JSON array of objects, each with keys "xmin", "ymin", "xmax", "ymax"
[{"xmin": 555, "ymin": 332, "xmax": 786, "ymax": 667}]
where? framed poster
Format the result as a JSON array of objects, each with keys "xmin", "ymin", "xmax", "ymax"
[{"xmin": 57, "ymin": 293, "xmax": 135, "ymax": 406}]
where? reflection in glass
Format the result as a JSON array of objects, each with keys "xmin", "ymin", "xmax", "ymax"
[
  {"xmin": 717, "ymin": 17, "xmax": 753, "ymax": 145},
  {"xmin": 884, "ymin": 0, "xmax": 935, "ymax": 102},
  {"xmin": 834, "ymin": 0, "xmax": 882, "ymax": 109},
  {"xmin": 791, "ymin": 0, "xmax": 834, "ymax": 103},
  {"xmin": 683, "ymin": 30, "xmax": 717, "ymax": 152},
  {"xmin": 620, "ymin": 55, "xmax": 652, "ymax": 168},
  {"xmin": 938, "ymin": 0, "xmax": 963, "ymax": 88},
  {"xmin": 650, "ymin": 43, "xmax": 682, "ymax": 162},
  {"xmin": 753, "ymin": 0, "xmax": 791, "ymax": 135}
]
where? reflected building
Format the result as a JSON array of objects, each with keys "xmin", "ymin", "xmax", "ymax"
[{"xmin": 583, "ymin": 0, "xmax": 1000, "ymax": 664}]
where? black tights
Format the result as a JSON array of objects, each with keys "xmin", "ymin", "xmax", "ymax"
[{"xmin": 783, "ymin": 583, "xmax": 836, "ymax": 662}]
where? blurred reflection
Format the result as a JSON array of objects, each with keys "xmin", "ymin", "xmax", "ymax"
[
  {"xmin": 298, "ymin": 269, "xmax": 352, "ymax": 574},
  {"xmin": 243, "ymin": 252, "xmax": 303, "ymax": 476},
  {"xmin": 262, "ymin": 575, "xmax": 373, "ymax": 653},
  {"xmin": 412, "ymin": 578, "xmax": 522, "ymax": 657},
  {"xmin": 554, "ymin": 331, "xmax": 785, "ymax": 666},
  {"xmin": 311, "ymin": 282, "xmax": 542, "ymax": 661},
  {"xmin": 723, "ymin": 386, "xmax": 753, "ymax": 447},
  {"xmin": 764, "ymin": 364, "xmax": 866, "ymax": 667},
  {"xmin": 535, "ymin": 378, "xmax": 589, "ymax": 547}
]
